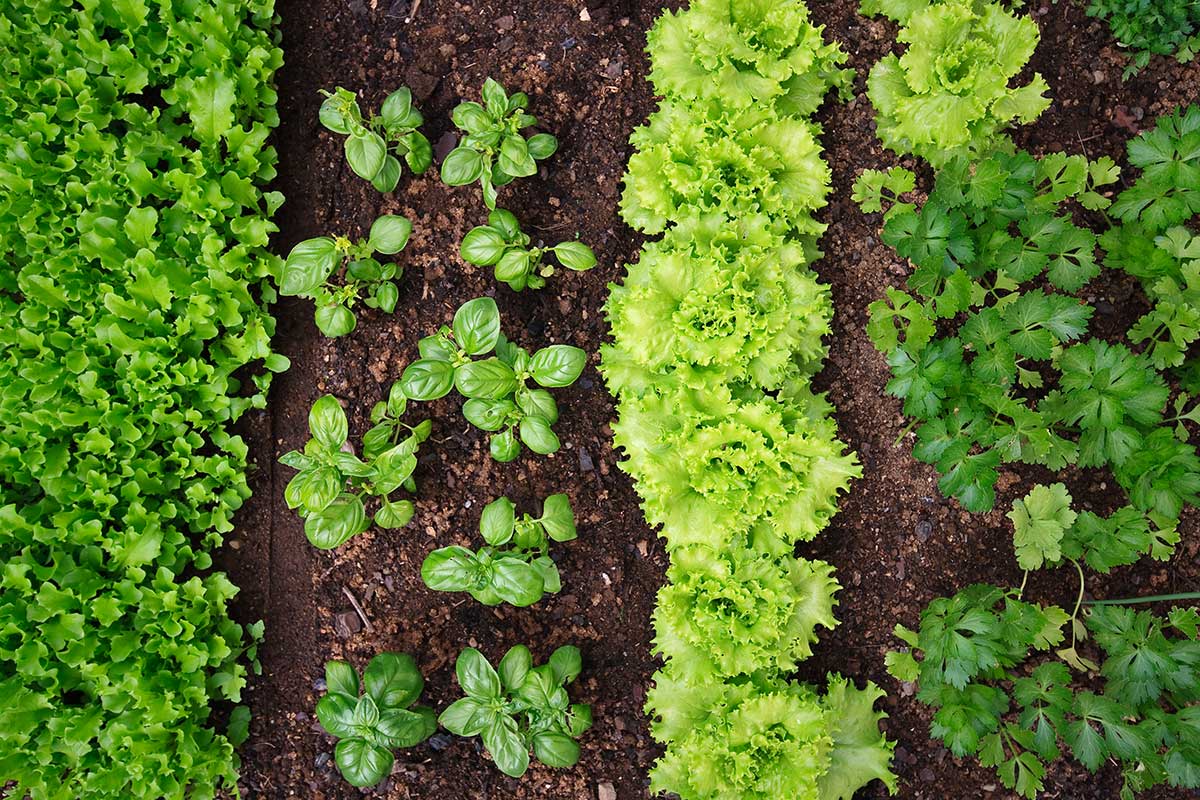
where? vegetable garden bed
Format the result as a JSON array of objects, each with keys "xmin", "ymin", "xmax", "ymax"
[{"xmin": 4, "ymin": 0, "xmax": 1200, "ymax": 799}]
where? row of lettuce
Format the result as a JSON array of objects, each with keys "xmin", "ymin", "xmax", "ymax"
[
  {"xmin": 602, "ymin": 1, "xmax": 897, "ymax": 798},
  {"xmin": 856, "ymin": 0, "xmax": 1200, "ymax": 797},
  {"xmin": 0, "ymin": 1, "xmax": 284, "ymax": 796}
]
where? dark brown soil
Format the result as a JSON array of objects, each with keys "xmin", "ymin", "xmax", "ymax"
[{"xmin": 225, "ymin": 1, "xmax": 1200, "ymax": 799}]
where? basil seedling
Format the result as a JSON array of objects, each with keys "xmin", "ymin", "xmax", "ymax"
[
  {"xmin": 461, "ymin": 208, "xmax": 596, "ymax": 291},
  {"xmin": 315, "ymin": 653, "xmax": 436, "ymax": 787},
  {"xmin": 440, "ymin": 78, "xmax": 558, "ymax": 209},
  {"xmin": 319, "ymin": 86, "xmax": 433, "ymax": 192},
  {"xmin": 421, "ymin": 494, "xmax": 577, "ymax": 606},
  {"xmin": 280, "ymin": 388, "xmax": 430, "ymax": 548},
  {"xmin": 279, "ymin": 214, "xmax": 412, "ymax": 337},
  {"xmin": 399, "ymin": 297, "xmax": 587, "ymax": 461},
  {"xmin": 439, "ymin": 645, "xmax": 592, "ymax": 778}
]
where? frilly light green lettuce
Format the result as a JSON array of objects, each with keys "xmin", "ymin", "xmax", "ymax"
[{"xmin": 863, "ymin": 0, "xmax": 1051, "ymax": 165}]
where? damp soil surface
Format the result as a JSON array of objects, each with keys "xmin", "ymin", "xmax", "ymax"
[{"xmin": 224, "ymin": 1, "xmax": 1200, "ymax": 798}]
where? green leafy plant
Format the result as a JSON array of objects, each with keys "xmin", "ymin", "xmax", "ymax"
[
  {"xmin": 1087, "ymin": 0, "xmax": 1200, "ymax": 77},
  {"xmin": 461, "ymin": 208, "xmax": 596, "ymax": 291},
  {"xmin": 0, "ymin": 0, "xmax": 285, "ymax": 796},
  {"xmin": 399, "ymin": 297, "xmax": 586, "ymax": 461},
  {"xmin": 860, "ymin": 0, "xmax": 1051, "ymax": 165},
  {"xmin": 604, "ymin": 0, "xmax": 897, "ymax": 797},
  {"xmin": 441, "ymin": 78, "xmax": 558, "ymax": 208},
  {"xmin": 280, "ymin": 390, "xmax": 430, "ymax": 548},
  {"xmin": 315, "ymin": 653, "xmax": 436, "ymax": 787},
  {"xmin": 439, "ymin": 645, "xmax": 592, "ymax": 778},
  {"xmin": 421, "ymin": 494, "xmax": 576, "ymax": 607},
  {"xmin": 319, "ymin": 86, "xmax": 432, "ymax": 192},
  {"xmin": 279, "ymin": 214, "xmax": 412, "ymax": 337}
]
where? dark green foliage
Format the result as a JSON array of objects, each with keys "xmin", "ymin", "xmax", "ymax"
[
  {"xmin": 0, "ymin": 0, "xmax": 284, "ymax": 796},
  {"xmin": 315, "ymin": 654, "xmax": 437, "ymax": 787},
  {"xmin": 439, "ymin": 645, "xmax": 592, "ymax": 777},
  {"xmin": 422, "ymin": 494, "xmax": 577, "ymax": 606},
  {"xmin": 461, "ymin": 208, "xmax": 596, "ymax": 291},
  {"xmin": 1087, "ymin": 0, "xmax": 1200, "ymax": 77},
  {"xmin": 319, "ymin": 86, "xmax": 432, "ymax": 192}
]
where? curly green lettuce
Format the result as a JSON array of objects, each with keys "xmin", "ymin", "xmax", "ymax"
[
  {"xmin": 601, "ymin": 212, "xmax": 832, "ymax": 396},
  {"xmin": 863, "ymin": 0, "xmax": 1050, "ymax": 165},
  {"xmin": 653, "ymin": 547, "xmax": 839, "ymax": 679},
  {"xmin": 613, "ymin": 384, "xmax": 861, "ymax": 546},
  {"xmin": 647, "ymin": 0, "xmax": 852, "ymax": 114},
  {"xmin": 620, "ymin": 102, "xmax": 833, "ymax": 235}
]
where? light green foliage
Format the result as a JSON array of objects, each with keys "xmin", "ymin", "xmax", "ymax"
[
  {"xmin": 889, "ymin": 587, "xmax": 1200, "ymax": 798},
  {"xmin": 1009, "ymin": 483, "xmax": 1076, "ymax": 570},
  {"xmin": 280, "ymin": 387, "xmax": 430, "ymax": 549},
  {"xmin": 1086, "ymin": 0, "xmax": 1200, "ymax": 77},
  {"xmin": 319, "ymin": 86, "xmax": 432, "ymax": 192},
  {"xmin": 280, "ymin": 214, "xmax": 412, "ymax": 337},
  {"xmin": 315, "ymin": 653, "xmax": 436, "ymax": 787},
  {"xmin": 399, "ymin": 297, "xmax": 586, "ymax": 461},
  {"xmin": 0, "ymin": 0, "xmax": 284, "ymax": 796},
  {"xmin": 862, "ymin": 0, "xmax": 1050, "ymax": 165},
  {"xmin": 421, "ymin": 494, "xmax": 577, "ymax": 606},
  {"xmin": 460, "ymin": 208, "xmax": 596, "ymax": 291},
  {"xmin": 439, "ymin": 645, "xmax": 592, "ymax": 778},
  {"xmin": 606, "ymin": 1, "xmax": 896, "ymax": 797},
  {"xmin": 441, "ymin": 78, "xmax": 558, "ymax": 209}
]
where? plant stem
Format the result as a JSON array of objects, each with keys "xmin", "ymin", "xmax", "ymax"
[{"xmin": 1086, "ymin": 591, "xmax": 1200, "ymax": 606}]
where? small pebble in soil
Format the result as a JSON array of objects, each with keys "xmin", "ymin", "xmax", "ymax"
[
  {"xmin": 915, "ymin": 518, "xmax": 933, "ymax": 541},
  {"xmin": 334, "ymin": 610, "xmax": 361, "ymax": 638},
  {"xmin": 313, "ymin": 677, "xmax": 327, "ymax": 692},
  {"xmin": 494, "ymin": 14, "xmax": 514, "ymax": 31},
  {"xmin": 314, "ymin": 752, "xmax": 330, "ymax": 770},
  {"xmin": 578, "ymin": 448, "xmax": 594, "ymax": 472},
  {"xmin": 428, "ymin": 733, "xmax": 454, "ymax": 752},
  {"xmin": 598, "ymin": 782, "xmax": 617, "ymax": 800}
]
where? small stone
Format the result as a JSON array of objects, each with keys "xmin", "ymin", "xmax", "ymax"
[
  {"xmin": 561, "ymin": 36, "xmax": 578, "ymax": 49},
  {"xmin": 920, "ymin": 768, "xmax": 936, "ymax": 783},
  {"xmin": 604, "ymin": 60, "xmax": 623, "ymax": 79},
  {"xmin": 497, "ymin": 36, "xmax": 515, "ymax": 53},
  {"xmin": 1092, "ymin": 70, "xmax": 1105, "ymax": 84},
  {"xmin": 434, "ymin": 131, "xmax": 458, "ymax": 163},
  {"xmin": 313, "ymin": 677, "xmax": 327, "ymax": 692},
  {"xmin": 314, "ymin": 752, "xmax": 331, "ymax": 770},
  {"xmin": 334, "ymin": 610, "xmax": 362, "ymax": 638},
  {"xmin": 495, "ymin": 15, "xmax": 514, "ymax": 31},
  {"xmin": 598, "ymin": 782, "xmax": 617, "ymax": 800},
  {"xmin": 580, "ymin": 7, "xmax": 591, "ymax": 21},
  {"xmin": 428, "ymin": 732, "xmax": 454, "ymax": 751},
  {"xmin": 578, "ymin": 448, "xmax": 595, "ymax": 472},
  {"xmin": 915, "ymin": 518, "xmax": 933, "ymax": 541}
]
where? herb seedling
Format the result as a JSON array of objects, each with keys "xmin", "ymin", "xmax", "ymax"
[
  {"xmin": 421, "ymin": 494, "xmax": 576, "ymax": 606},
  {"xmin": 280, "ymin": 390, "xmax": 430, "ymax": 548},
  {"xmin": 315, "ymin": 653, "xmax": 436, "ymax": 787},
  {"xmin": 440, "ymin": 78, "xmax": 558, "ymax": 208},
  {"xmin": 461, "ymin": 208, "xmax": 596, "ymax": 291},
  {"xmin": 399, "ymin": 296, "xmax": 586, "ymax": 461},
  {"xmin": 439, "ymin": 645, "xmax": 592, "ymax": 778},
  {"xmin": 319, "ymin": 86, "xmax": 433, "ymax": 192},
  {"xmin": 279, "ymin": 214, "xmax": 412, "ymax": 337}
]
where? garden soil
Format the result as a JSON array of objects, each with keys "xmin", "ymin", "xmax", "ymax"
[{"xmin": 223, "ymin": 1, "xmax": 1200, "ymax": 798}]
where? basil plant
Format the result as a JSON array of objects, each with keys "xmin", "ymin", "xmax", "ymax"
[
  {"xmin": 315, "ymin": 653, "xmax": 436, "ymax": 787},
  {"xmin": 399, "ymin": 296, "xmax": 586, "ymax": 461},
  {"xmin": 461, "ymin": 208, "xmax": 596, "ymax": 291},
  {"xmin": 319, "ymin": 86, "xmax": 433, "ymax": 192},
  {"xmin": 421, "ymin": 494, "xmax": 577, "ymax": 607},
  {"xmin": 279, "ymin": 214, "xmax": 412, "ymax": 337},
  {"xmin": 439, "ymin": 645, "xmax": 592, "ymax": 778},
  {"xmin": 440, "ymin": 78, "xmax": 558, "ymax": 208},
  {"xmin": 280, "ymin": 389, "xmax": 430, "ymax": 549}
]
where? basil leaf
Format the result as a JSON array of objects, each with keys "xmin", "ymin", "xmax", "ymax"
[
  {"xmin": 438, "ymin": 697, "xmax": 487, "ymax": 736},
  {"xmin": 364, "ymin": 652, "xmax": 424, "ymax": 710},
  {"xmin": 304, "ymin": 493, "xmax": 368, "ymax": 549},
  {"xmin": 462, "ymin": 398, "xmax": 516, "ymax": 431},
  {"xmin": 517, "ymin": 388, "xmax": 559, "ymax": 424},
  {"xmin": 334, "ymin": 737, "xmax": 394, "ymax": 788},
  {"xmin": 498, "ymin": 135, "xmax": 536, "ymax": 178},
  {"xmin": 373, "ymin": 280, "xmax": 399, "ymax": 314},
  {"xmin": 325, "ymin": 660, "xmax": 360, "ymax": 698},
  {"xmin": 319, "ymin": 90, "xmax": 357, "ymax": 134},
  {"xmin": 368, "ymin": 215, "xmax": 412, "ymax": 254},
  {"xmin": 552, "ymin": 240, "xmax": 596, "ymax": 271},
  {"xmin": 548, "ymin": 645, "xmax": 582, "ymax": 684},
  {"xmin": 387, "ymin": 381, "xmax": 408, "ymax": 415},
  {"xmin": 460, "ymin": 226, "xmax": 508, "ymax": 265},
  {"xmin": 452, "ymin": 296, "xmax": 501, "ymax": 355},
  {"xmin": 315, "ymin": 304, "xmax": 357, "ymax": 338},
  {"xmin": 533, "ymin": 731, "xmax": 580, "ymax": 768},
  {"xmin": 492, "ymin": 558, "xmax": 544, "ymax": 606},
  {"xmin": 316, "ymin": 692, "xmax": 357, "ymax": 738},
  {"xmin": 441, "ymin": 147, "xmax": 484, "ymax": 185},
  {"xmin": 308, "ymin": 395, "xmax": 348, "ymax": 448},
  {"xmin": 539, "ymin": 494, "xmax": 576, "ymax": 542},
  {"xmin": 421, "ymin": 546, "xmax": 477, "ymax": 591},
  {"xmin": 379, "ymin": 87, "xmax": 415, "ymax": 129},
  {"xmin": 374, "ymin": 499, "xmax": 414, "ymax": 529},
  {"xmin": 526, "ymin": 132, "xmax": 558, "ymax": 160},
  {"xmin": 494, "ymin": 249, "xmax": 531, "ymax": 284},
  {"xmin": 404, "ymin": 132, "xmax": 433, "ymax": 174},
  {"xmin": 455, "ymin": 358, "xmax": 517, "ymax": 400},
  {"xmin": 531, "ymin": 556, "xmax": 562, "ymax": 593},
  {"xmin": 451, "ymin": 101, "xmax": 490, "ymax": 133},
  {"xmin": 369, "ymin": 155, "xmax": 401, "ymax": 193},
  {"xmin": 481, "ymin": 78, "xmax": 508, "ymax": 117},
  {"xmin": 479, "ymin": 496, "xmax": 516, "ymax": 545},
  {"xmin": 490, "ymin": 429, "xmax": 521, "ymax": 462},
  {"xmin": 519, "ymin": 415, "xmax": 560, "ymax": 454},
  {"xmin": 497, "ymin": 645, "xmax": 532, "ymax": 692},
  {"xmin": 482, "ymin": 715, "xmax": 529, "ymax": 778},
  {"xmin": 489, "ymin": 209, "xmax": 522, "ymax": 238},
  {"xmin": 530, "ymin": 345, "xmax": 586, "ymax": 387},
  {"xmin": 456, "ymin": 647, "xmax": 502, "ymax": 699},
  {"xmin": 418, "ymin": 332, "xmax": 458, "ymax": 362},
  {"xmin": 347, "ymin": 257, "xmax": 384, "ymax": 281},
  {"xmin": 345, "ymin": 130, "xmax": 387, "ymax": 182},
  {"xmin": 376, "ymin": 706, "xmax": 436, "ymax": 748},
  {"xmin": 281, "ymin": 237, "xmax": 339, "ymax": 296},
  {"xmin": 567, "ymin": 703, "xmax": 593, "ymax": 736},
  {"xmin": 400, "ymin": 358, "xmax": 455, "ymax": 400}
]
